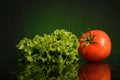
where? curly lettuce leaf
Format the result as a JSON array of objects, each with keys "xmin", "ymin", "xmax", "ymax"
[{"xmin": 16, "ymin": 29, "xmax": 79, "ymax": 64}]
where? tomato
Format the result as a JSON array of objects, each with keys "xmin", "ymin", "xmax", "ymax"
[
  {"xmin": 78, "ymin": 62, "xmax": 111, "ymax": 80},
  {"xmin": 78, "ymin": 30, "xmax": 111, "ymax": 62}
]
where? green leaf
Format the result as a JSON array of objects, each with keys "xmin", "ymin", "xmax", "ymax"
[{"xmin": 16, "ymin": 29, "xmax": 80, "ymax": 64}]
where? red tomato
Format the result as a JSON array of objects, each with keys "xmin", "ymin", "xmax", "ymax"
[
  {"xmin": 78, "ymin": 62, "xmax": 111, "ymax": 80},
  {"xmin": 78, "ymin": 30, "xmax": 111, "ymax": 62}
]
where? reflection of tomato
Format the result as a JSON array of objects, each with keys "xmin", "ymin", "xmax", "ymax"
[
  {"xmin": 78, "ymin": 30, "xmax": 111, "ymax": 62},
  {"xmin": 78, "ymin": 62, "xmax": 111, "ymax": 80}
]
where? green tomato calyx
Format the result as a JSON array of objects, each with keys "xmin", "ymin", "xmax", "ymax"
[{"xmin": 81, "ymin": 31, "xmax": 97, "ymax": 46}]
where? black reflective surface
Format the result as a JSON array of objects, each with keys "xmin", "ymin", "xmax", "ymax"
[
  {"xmin": 0, "ymin": 51, "xmax": 120, "ymax": 80},
  {"xmin": 16, "ymin": 62, "xmax": 79, "ymax": 80}
]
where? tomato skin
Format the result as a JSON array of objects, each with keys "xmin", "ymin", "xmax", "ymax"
[
  {"xmin": 78, "ymin": 30, "xmax": 111, "ymax": 62},
  {"xmin": 78, "ymin": 62, "xmax": 111, "ymax": 80}
]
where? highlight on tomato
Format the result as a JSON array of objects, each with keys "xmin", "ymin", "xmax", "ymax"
[
  {"xmin": 78, "ymin": 62, "xmax": 111, "ymax": 80},
  {"xmin": 78, "ymin": 29, "xmax": 111, "ymax": 62}
]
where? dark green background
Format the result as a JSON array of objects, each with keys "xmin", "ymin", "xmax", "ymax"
[
  {"xmin": 1, "ymin": 0, "xmax": 120, "ymax": 79},
  {"xmin": 1, "ymin": 0, "xmax": 120, "ymax": 64}
]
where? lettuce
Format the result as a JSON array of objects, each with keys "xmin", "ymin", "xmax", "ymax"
[{"xmin": 16, "ymin": 29, "xmax": 79, "ymax": 64}]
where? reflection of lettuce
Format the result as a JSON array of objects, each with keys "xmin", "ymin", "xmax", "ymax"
[
  {"xmin": 17, "ymin": 63, "xmax": 79, "ymax": 80},
  {"xmin": 16, "ymin": 29, "xmax": 79, "ymax": 64}
]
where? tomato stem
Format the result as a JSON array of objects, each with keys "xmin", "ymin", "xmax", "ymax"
[{"xmin": 81, "ymin": 31, "xmax": 97, "ymax": 46}]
